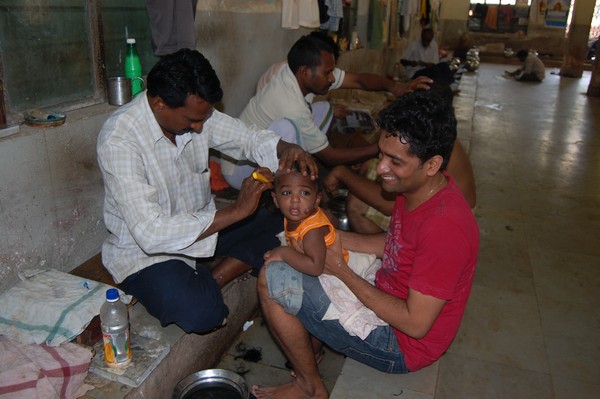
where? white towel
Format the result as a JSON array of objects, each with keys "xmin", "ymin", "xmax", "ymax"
[
  {"xmin": 0, "ymin": 269, "xmax": 129, "ymax": 347},
  {"xmin": 319, "ymin": 251, "xmax": 388, "ymax": 340},
  {"xmin": 282, "ymin": 0, "xmax": 320, "ymax": 29}
]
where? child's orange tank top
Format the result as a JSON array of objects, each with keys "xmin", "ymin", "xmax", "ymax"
[{"xmin": 284, "ymin": 207, "xmax": 350, "ymax": 263}]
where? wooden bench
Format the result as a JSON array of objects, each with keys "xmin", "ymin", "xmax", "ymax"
[
  {"xmin": 69, "ymin": 253, "xmax": 122, "ymax": 347},
  {"xmin": 70, "ymin": 253, "xmax": 118, "ymax": 288}
]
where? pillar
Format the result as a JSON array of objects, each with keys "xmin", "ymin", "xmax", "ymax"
[
  {"xmin": 438, "ymin": 0, "xmax": 470, "ymax": 50},
  {"xmin": 560, "ymin": 0, "xmax": 595, "ymax": 77}
]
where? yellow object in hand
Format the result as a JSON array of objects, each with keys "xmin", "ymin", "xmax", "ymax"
[{"xmin": 252, "ymin": 171, "xmax": 270, "ymax": 183}]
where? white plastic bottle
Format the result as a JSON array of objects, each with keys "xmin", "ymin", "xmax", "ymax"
[{"xmin": 99, "ymin": 288, "xmax": 132, "ymax": 367}]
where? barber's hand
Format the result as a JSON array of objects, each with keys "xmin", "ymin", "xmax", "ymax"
[
  {"xmin": 234, "ymin": 167, "xmax": 272, "ymax": 217},
  {"xmin": 250, "ymin": 167, "xmax": 274, "ymax": 184},
  {"xmin": 276, "ymin": 141, "xmax": 319, "ymax": 181},
  {"xmin": 391, "ymin": 76, "xmax": 432, "ymax": 97}
]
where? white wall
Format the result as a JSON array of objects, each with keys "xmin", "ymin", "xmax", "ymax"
[{"xmin": 195, "ymin": 3, "xmax": 308, "ymax": 117}]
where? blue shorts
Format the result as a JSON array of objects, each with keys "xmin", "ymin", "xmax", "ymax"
[{"xmin": 265, "ymin": 261, "xmax": 408, "ymax": 374}]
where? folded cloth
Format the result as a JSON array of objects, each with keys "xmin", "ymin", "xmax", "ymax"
[
  {"xmin": 0, "ymin": 268, "xmax": 129, "ymax": 346},
  {"xmin": 0, "ymin": 334, "xmax": 93, "ymax": 399},
  {"xmin": 319, "ymin": 251, "xmax": 388, "ymax": 340}
]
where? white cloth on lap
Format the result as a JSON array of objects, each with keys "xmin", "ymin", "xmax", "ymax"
[
  {"xmin": 319, "ymin": 251, "xmax": 388, "ymax": 340},
  {"xmin": 0, "ymin": 269, "xmax": 129, "ymax": 346}
]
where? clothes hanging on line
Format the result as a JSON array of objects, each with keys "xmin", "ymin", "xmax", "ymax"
[
  {"xmin": 484, "ymin": 5, "xmax": 498, "ymax": 30},
  {"xmin": 282, "ymin": 0, "xmax": 320, "ymax": 29},
  {"xmin": 320, "ymin": 0, "xmax": 344, "ymax": 31},
  {"xmin": 145, "ymin": 0, "xmax": 198, "ymax": 56},
  {"xmin": 498, "ymin": 5, "xmax": 514, "ymax": 26},
  {"xmin": 398, "ymin": 0, "xmax": 439, "ymax": 34}
]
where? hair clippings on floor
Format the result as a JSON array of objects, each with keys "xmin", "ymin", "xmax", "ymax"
[{"xmin": 234, "ymin": 342, "xmax": 263, "ymax": 363}]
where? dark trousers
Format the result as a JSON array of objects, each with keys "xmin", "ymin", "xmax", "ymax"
[
  {"xmin": 121, "ymin": 259, "xmax": 228, "ymax": 334},
  {"xmin": 121, "ymin": 206, "xmax": 283, "ymax": 333},
  {"xmin": 517, "ymin": 73, "xmax": 542, "ymax": 82}
]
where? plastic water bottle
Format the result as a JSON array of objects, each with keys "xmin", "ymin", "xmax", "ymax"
[
  {"xmin": 100, "ymin": 288, "xmax": 132, "ymax": 368},
  {"xmin": 124, "ymin": 38, "xmax": 143, "ymax": 97}
]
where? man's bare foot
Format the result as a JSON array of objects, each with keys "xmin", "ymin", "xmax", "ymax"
[{"xmin": 251, "ymin": 380, "xmax": 328, "ymax": 399}]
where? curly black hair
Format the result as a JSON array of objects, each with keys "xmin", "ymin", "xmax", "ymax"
[
  {"xmin": 146, "ymin": 49, "xmax": 223, "ymax": 108},
  {"xmin": 378, "ymin": 89, "xmax": 456, "ymax": 170}
]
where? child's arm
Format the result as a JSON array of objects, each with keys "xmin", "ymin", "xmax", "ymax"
[{"xmin": 264, "ymin": 226, "xmax": 328, "ymax": 276}]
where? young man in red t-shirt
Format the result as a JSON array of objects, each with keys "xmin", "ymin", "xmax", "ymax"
[{"xmin": 253, "ymin": 89, "xmax": 479, "ymax": 399}]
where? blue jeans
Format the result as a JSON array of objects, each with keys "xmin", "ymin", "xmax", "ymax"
[{"xmin": 265, "ymin": 261, "xmax": 408, "ymax": 374}]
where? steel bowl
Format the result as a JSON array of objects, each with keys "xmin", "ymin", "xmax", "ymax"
[
  {"xmin": 172, "ymin": 369, "xmax": 249, "ymax": 399},
  {"xmin": 329, "ymin": 191, "xmax": 351, "ymax": 231}
]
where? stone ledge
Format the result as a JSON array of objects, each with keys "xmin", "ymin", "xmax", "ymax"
[{"xmin": 80, "ymin": 276, "xmax": 259, "ymax": 399}]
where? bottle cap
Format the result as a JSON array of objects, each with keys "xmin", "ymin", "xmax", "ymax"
[
  {"xmin": 106, "ymin": 288, "xmax": 120, "ymax": 301},
  {"xmin": 126, "ymin": 38, "xmax": 136, "ymax": 45}
]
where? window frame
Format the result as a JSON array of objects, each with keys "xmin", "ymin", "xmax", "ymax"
[{"xmin": 0, "ymin": 0, "xmax": 154, "ymax": 128}]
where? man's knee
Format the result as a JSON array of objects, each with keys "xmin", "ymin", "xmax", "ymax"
[
  {"xmin": 346, "ymin": 194, "xmax": 368, "ymax": 217},
  {"xmin": 183, "ymin": 293, "xmax": 228, "ymax": 334},
  {"xmin": 447, "ymin": 140, "xmax": 476, "ymax": 208},
  {"xmin": 178, "ymin": 272, "xmax": 229, "ymax": 333},
  {"xmin": 261, "ymin": 261, "xmax": 304, "ymax": 315}
]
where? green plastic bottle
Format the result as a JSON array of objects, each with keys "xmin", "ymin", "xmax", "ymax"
[{"xmin": 124, "ymin": 38, "xmax": 143, "ymax": 97}]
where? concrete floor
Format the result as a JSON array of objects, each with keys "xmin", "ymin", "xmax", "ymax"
[{"xmin": 217, "ymin": 63, "xmax": 600, "ymax": 399}]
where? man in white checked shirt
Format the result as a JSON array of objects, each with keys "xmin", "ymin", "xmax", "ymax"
[{"xmin": 97, "ymin": 49, "xmax": 318, "ymax": 334}]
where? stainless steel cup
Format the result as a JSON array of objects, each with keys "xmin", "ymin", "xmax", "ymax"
[{"xmin": 107, "ymin": 76, "xmax": 132, "ymax": 106}]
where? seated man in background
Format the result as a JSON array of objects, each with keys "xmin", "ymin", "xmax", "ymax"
[
  {"xmin": 505, "ymin": 49, "xmax": 545, "ymax": 82},
  {"xmin": 97, "ymin": 49, "xmax": 318, "ymax": 334},
  {"xmin": 252, "ymin": 90, "xmax": 479, "ymax": 398},
  {"xmin": 220, "ymin": 31, "xmax": 431, "ymax": 190},
  {"xmin": 401, "ymin": 27, "xmax": 455, "ymax": 87}
]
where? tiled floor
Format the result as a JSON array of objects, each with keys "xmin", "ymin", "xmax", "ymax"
[{"xmin": 218, "ymin": 63, "xmax": 600, "ymax": 398}]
